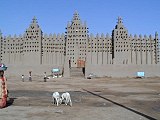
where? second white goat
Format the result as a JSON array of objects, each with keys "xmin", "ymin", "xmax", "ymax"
[{"xmin": 61, "ymin": 92, "xmax": 72, "ymax": 106}]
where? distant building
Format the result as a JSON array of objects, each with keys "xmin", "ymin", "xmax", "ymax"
[{"xmin": 0, "ymin": 11, "xmax": 159, "ymax": 77}]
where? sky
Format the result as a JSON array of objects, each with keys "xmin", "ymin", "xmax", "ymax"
[{"xmin": 0, "ymin": 0, "xmax": 160, "ymax": 37}]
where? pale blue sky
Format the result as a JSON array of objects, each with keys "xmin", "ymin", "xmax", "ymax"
[{"xmin": 0, "ymin": 0, "xmax": 160, "ymax": 37}]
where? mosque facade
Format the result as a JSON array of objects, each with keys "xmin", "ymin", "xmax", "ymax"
[{"xmin": 0, "ymin": 11, "xmax": 159, "ymax": 77}]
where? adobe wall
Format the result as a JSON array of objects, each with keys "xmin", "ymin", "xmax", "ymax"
[
  {"xmin": 5, "ymin": 64, "xmax": 63, "ymax": 77},
  {"xmin": 85, "ymin": 64, "xmax": 160, "ymax": 78}
]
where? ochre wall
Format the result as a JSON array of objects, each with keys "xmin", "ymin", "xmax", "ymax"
[{"xmin": 85, "ymin": 64, "xmax": 160, "ymax": 77}]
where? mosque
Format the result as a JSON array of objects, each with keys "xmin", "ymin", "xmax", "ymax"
[{"xmin": 0, "ymin": 11, "xmax": 159, "ymax": 77}]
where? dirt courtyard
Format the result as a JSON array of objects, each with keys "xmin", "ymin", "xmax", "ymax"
[{"xmin": 0, "ymin": 76, "xmax": 160, "ymax": 120}]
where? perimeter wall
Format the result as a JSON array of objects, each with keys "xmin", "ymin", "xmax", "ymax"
[{"xmin": 85, "ymin": 64, "xmax": 160, "ymax": 78}]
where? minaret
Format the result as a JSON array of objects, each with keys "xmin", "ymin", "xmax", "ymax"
[
  {"xmin": 155, "ymin": 32, "xmax": 159, "ymax": 64},
  {"xmin": 65, "ymin": 11, "xmax": 89, "ymax": 67},
  {"xmin": 112, "ymin": 17, "xmax": 130, "ymax": 64},
  {"xmin": 23, "ymin": 16, "xmax": 43, "ymax": 65}
]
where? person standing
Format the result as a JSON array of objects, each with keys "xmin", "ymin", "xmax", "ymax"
[
  {"xmin": 0, "ymin": 70, "xmax": 8, "ymax": 108},
  {"xmin": 22, "ymin": 75, "xmax": 24, "ymax": 82},
  {"xmin": 29, "ymin": 71, "xmax": 32, "ymax": 82},
  {"xmin": 44, "ymin": 72, "xmax": 47, "ymax": 82}
]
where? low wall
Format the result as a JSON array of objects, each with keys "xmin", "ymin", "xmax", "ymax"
[
  {"xmin": 5, "ymin": 64, "xmax": 160, "ymax": 78},
  {"xmin": 85, "ymin": 64, "xmax": 160, "ymax": 78},
  {"xmin": 5, "ymin": 64, "xmax": 63, "ymax": 77}
]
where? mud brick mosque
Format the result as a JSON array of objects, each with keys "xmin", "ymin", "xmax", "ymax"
[{"xmin": 0, "ymin": 11, "xmax": 160, "ymax": 77}]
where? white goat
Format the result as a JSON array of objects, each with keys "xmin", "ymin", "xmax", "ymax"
[
  {"xmin": 52, "ymin": 92, "xmax": 62, "ymax": 106},
  {"xmin": 61, "ymin": 92, "xmax": 72, "ymax": 106}
]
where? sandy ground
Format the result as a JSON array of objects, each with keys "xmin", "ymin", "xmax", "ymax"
[{"xmin": 0, "ymin": 76, "xmax": 160, "ymax": 120}]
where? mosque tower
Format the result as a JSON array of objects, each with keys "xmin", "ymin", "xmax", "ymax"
[
  {"xmin": 65, "ymin": 11, "xmax": 88, "ymax": 67},
  {"xmin": 23, "ymin": 17, "xmax": 43, "ymax": 65},
  {"xmin": 112, "ymin": 17, "xmax": 131, "ymax": 64}
]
